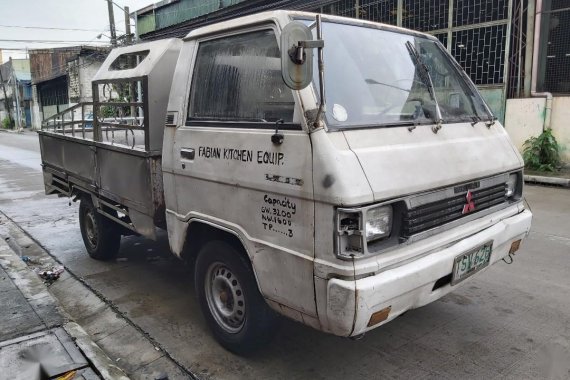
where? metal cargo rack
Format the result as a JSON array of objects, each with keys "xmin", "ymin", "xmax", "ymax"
[{"xmin": 38, "ymin": 39, "xmax": 182, "ymax": 239}]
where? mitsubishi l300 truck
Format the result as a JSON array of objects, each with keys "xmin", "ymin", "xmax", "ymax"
[{"xmin": 38, "ymin": 11, "xmax": 532, "ymax": 354}]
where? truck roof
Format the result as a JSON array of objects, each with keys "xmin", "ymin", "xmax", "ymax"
[{"xmin": 183, "ymin": 10, "xmax": 436, "ymax": 42}]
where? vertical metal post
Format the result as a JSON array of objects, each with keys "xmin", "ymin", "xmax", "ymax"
[
  {"xmin": 447, "ymin": 0, "xmax": 454, "ymax": 52},
  {"xmin": 397, "ymin": 0, "xmax": 403, "ymax": 27},
  {"xmin": 93, "ymin": 83, "xmax": 102, "ymax": 142},
  {"xmin": 355, "ymin": 0, "xmax": 359, "ymax": 19},
  {"xmin": 524, "ymin": 0, "xmax": 536, "ymax": 97},
  {"xmin": 71, "ymin": 104, "xmax": 75, "ymax": 137},
  {"xmin": 314, "ymin": 15, "xmax": 326, "ymax": 129},
  {"xmin": 124, "ymin": 6, "xmax": 132, "ymax": 45},
  {"xmin": 516, "ymin": 0, "xmax": 524, "ymax": 97},
  {"xmin": 504, "ymin": 0, "xmax": 514, "ymax": 96},
  {"xmin": 531, "ymin": 0, "xmax": 543, "ymax": 93},
  {"xmin": 143, "ymin": 78, "xmax": 150, "ymax": 151},
  {"xmin": 107, "ymin": 0, "xmax": 117, "ymax": 46},
  {"xmin": 133, "ymin": 10, "xmax": 139, "ymax": 41},
  {"xmin": 82, "ymin": 103, "xmax": 86, "ymax": 139}
]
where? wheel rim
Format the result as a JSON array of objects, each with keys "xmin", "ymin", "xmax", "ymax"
[
  {"xmin": 205, "ymin": 262, "xmax": 246, "ymax": 334},
  {"xmin": 84, "ymin": 209, "xmax": 99, "ymax": 248}
]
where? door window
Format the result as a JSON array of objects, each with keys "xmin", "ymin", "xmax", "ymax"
[{"xmin": 187, "ymin": 29, "xmax": 295, "ymax": 125}]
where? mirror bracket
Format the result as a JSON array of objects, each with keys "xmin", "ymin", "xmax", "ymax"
[
  {"xmin": 288, "ymin": 40, "xmax": 324, "ymax": 65},
  {"xmin": 281, "ymin": 15, "xmax": 326, "ymax": 128}
]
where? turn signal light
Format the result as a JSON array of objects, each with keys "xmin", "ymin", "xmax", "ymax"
[{"xmin": 367, "ymin": 306, "xmax": 391, "ymax": 327}]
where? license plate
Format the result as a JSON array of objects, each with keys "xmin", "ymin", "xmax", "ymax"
[{"xmin": 451, "ymin": 242, "xmax": 493, "ymax": 285}]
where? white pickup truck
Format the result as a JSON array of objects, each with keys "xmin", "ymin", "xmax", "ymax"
[{"xmin": 38, "ymin": 11, "xmax": 532, "ymax": 354}]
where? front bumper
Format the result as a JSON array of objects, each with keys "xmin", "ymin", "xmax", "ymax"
[{"xmin": 325, "ymin": 208, "xmax": 532, "ymax": 337}]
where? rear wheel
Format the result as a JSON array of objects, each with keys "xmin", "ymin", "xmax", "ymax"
[
  {"xmin": 79, "ymin": 197, "xmax": 121, "ymax": 260},
  {"xmin": 195, "ymin": 241, "xmax": 278, "ymax": 355}
]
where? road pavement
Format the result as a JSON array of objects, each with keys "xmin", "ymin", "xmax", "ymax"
[{"xmin": 1, "ymin": 131, "xmax": 569, "ymax": 379}]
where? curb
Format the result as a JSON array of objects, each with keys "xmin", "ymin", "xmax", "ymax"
[
  {"xmin": 64, "ymin": 322, "xmax": 130, "ymax": 380},
  {"xmin": 524, "ymin": 174, "xmax": 570, "ymax": 188},
  {"xmin": 0, "ymin": 128, "xmax": 36, "ymax": 135},
  {"xmin": 0, "ymin": 227, "xmax": 130, "ymax": 380},
  {"xmin": 0, "ymin": 211, "xmax": 195, "ymax": 379}
]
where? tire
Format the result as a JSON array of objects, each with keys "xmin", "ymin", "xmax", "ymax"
[
  {"xmin": 195, "ymin": 240, "xmax": 278, "ymax": 355},
  {"xmin": 79, "ymin": 197, "xmax": 121, "ymax": 260}
]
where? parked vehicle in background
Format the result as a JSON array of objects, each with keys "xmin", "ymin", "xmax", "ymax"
[{"xmin": 38, "ymin": 11, "xmax": 532, "ymax": 354}]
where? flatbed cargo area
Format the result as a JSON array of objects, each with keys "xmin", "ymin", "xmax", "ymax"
[{"xmin": 38, "ymin": 39, "xmax": 182, "ymax": 239}]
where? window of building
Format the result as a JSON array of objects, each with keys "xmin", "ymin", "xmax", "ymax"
[
  {"xmin": 187, "ymin": 29, "xmax": 295, "ymax": 124},
  {"xmin": 537, "ymin": 0, "xmax": 570, "ymax": 94}
]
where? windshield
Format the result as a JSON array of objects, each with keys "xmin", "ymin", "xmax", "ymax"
[{"xmin": 311, "ymin": 21, "xmax": 490, "ymax": 128}]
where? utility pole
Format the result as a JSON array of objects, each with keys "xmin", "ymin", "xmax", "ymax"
[
  {"xmin": 0, "ymin": 67, "xmax": 13, "ymax": 128},
  {"xmin": 107, "ymin": 0, "xmax": 117, "ymax": 46},
  {"xmin": 124, "ymin": 6, "xmax": 132, "ymax": 45},
  {"xmin": 10, "ymin": 58, "xmax": 22, "ymax": 129}
]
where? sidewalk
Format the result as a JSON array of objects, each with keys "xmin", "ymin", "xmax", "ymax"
[
  {"xmin": 0, "ymin": 226, "xmax": 129, "ymax": 379},
  {"xmin": 0, "ymin": 212, "xmax": 191, "ymax": 379}
]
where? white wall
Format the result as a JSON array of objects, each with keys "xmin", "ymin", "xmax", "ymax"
[
  {"xmin": 504, "ymin": 97, "xmax": 570, "ymax": 166},
  {"xmin": 550, "ymin": 97, "xmax": 570, "ymax": 164},
  {"xmin": 31, "ymin": 85, "xmax": 42, "ymax": 130},
  {"xmin": 78, "ymin": 57, "xmax": 103, "ymax": 102}
]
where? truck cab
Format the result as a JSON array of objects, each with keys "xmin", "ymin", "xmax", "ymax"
[
  {"xmin": 39, "ymin": 10, "xmax": 532, "ymax": 354},
  {"xmin": 162, "ymin": 10, "xmax": 531, "ymax": 348}
]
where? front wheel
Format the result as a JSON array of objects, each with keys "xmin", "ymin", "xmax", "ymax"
[
  {"xmin": 79, "ymin": 197, "xmax": 121, "ymax": 260},
  {"xmin": 195, "ymin": 241, "xmax": 278, "ymax": 355}
]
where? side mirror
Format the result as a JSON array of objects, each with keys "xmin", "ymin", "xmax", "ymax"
[{"xmin": 281, "ymin": 21, "xmax": 316, "ymax": 90}]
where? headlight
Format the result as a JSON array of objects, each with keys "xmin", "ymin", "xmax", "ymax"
[
  {"xmin": 336, "ymin": 203, "xmax": 399, "ymax": 259},
  {"xmin": 506, "ymin": 173, "xmax": 518, "ymax": 198},
  {"xmin": 365, "ymin": 206, "xmax": 393, "ymax": 242}
]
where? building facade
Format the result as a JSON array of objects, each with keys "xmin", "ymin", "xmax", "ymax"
[
  {"xmin": 0, "ymin": 58, "xmax": 32, "ymax": 128},
  {"xmin": 29, "ymin": 46, "xmax": 109, "ymax": 129}
]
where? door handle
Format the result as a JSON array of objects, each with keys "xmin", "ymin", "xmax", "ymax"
[{"xmin": 180, "ymin": 148, "xmax": 195, "ymax": 160}]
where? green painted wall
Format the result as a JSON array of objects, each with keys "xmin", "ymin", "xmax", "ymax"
[{"xmin": 137, "ymin": 0, "xmax": 248, "ymax": 35}]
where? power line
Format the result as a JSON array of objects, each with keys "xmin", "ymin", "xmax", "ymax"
[
  {"xmin": 0, "ymin": 39, "xmax": 111, "ymax": 44},
  {"xmin": 0, "ymin": 24, "xmax": 106, "ymax": 32}
]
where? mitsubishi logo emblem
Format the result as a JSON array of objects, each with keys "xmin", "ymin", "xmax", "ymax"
[{"xmin": 462, "ymin": 190, "xmax": 476, "ymax": 215}]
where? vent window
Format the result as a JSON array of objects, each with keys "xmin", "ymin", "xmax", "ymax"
[{"xmin": 109, "ymin": 50, "xmax": 150, "ymax": 71}]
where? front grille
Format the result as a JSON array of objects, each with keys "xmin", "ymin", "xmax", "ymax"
[{"xmin": 401, "ymin": 183, "xmax": 507, "ymax": 239}]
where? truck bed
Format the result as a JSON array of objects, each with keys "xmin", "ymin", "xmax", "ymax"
[{"xmin": 39, "ymin": 130, "xmax": 165, "ymax": 239}]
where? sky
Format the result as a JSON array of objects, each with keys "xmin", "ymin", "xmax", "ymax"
[{"xmin": 0, "ymin": 0, "xmax": 156, "ymax": 63}]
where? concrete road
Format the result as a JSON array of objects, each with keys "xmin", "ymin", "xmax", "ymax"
[{"xmin": 1, "ymin": 131, "xmax": 569, "ymax": 379}]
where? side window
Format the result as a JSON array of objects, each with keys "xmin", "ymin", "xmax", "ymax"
[{"xmin": 187, "ymin": 30, "xmax": 295, "ymax": 124}]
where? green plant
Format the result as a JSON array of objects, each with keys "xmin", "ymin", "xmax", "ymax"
[
  {"xmin": 522, "ymin": 128, "xmax": 561, "ymax": 172},
  {"xmin": 2, "ymin": 117, "xmax": 13, "ymax": 129}
]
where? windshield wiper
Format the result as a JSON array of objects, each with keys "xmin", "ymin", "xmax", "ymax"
[{"xmin": 405, "ymin": 41, "xmax": 444, "ymax": 133}]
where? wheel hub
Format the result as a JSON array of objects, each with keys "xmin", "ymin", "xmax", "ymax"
[
  {"xmin": 84, "ymin": 210, "xmax": 98, "ymax": 248},
  {"xmin": 205, "ymin": 262, "xmax": 246, "ymax": 333}
]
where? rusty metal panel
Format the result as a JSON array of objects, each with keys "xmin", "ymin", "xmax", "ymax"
[
  {"xmin": 30, "ymin": 47, "xmax": 109, "ymax": 84},
  {"xmin": 30, "ymin": 48, "xmax": 79, "ymax": 84},
  {"xmin": 150, "ymin": 157, "xmax": 166, "ymax": 227},
  {"xmin": 38, "ymin": 133, "xmax": 96, "ymax": 183}
]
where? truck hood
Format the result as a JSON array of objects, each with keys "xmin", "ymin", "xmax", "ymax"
[{"xmin": 342, "ymin": 122, "xmax": 523, "ymax": 202}]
